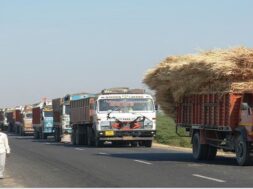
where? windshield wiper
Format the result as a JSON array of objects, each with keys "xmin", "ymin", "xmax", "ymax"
[{"xmin": 107, "ymin": 107, "xmax": 121, "ymax": 120}]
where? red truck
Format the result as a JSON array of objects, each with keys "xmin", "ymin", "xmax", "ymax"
[
  {"xmin": 6, "ymin": 109, "xmax": 15, "ymax": 132},
  {"xmin": 176, "ymin": 92, "xmax": 253, "ymax": 166},
  {"xmin": 13, "ymin": 108, "xmax": 23, "ymax": 134}
]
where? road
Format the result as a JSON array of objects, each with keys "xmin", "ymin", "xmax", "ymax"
[{"xmin": 1, "ymin": 133, "xmax": 253, "ymax": 188}]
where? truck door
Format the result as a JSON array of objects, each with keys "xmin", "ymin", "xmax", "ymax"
[{"xmin": 240, "ymin": 93, "xmax": 253, "ymax": 134}]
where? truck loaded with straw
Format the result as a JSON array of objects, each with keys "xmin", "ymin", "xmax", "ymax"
[{"xmin": 144, "ymin": 47, "xmax": 253, "ymax": 166}]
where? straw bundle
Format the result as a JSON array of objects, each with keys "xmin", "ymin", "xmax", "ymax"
[{"xmin": 143, "ymin": 47, "xmax": 253, "ymax": 117}]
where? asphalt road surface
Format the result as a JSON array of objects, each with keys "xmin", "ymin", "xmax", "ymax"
[{"xmin": 1, "ymin": 133, "xmax": 253, "ymax": 188}]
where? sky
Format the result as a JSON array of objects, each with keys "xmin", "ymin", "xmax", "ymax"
[{"xmin": 0, "ymin": 0, "xmax": 253, "ymax": 107}]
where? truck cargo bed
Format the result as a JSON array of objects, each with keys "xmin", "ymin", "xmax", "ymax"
[{"xmin": 176, "ymin": 93, "xmax": 242, "ymax": 130}]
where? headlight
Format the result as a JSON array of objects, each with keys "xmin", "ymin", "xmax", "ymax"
[
  {"xmin": 100, "ymin": 121, "xmax": 110, "ymax": 127},
  {"xmin": 100, "ymin": 121, "xmax": 111, "ymax": 130},
  {"xmin": 144, "ymin": 119, "xmax": 153, "ymax": 129}
]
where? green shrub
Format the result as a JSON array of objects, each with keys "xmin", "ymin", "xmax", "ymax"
[{"xmin": 155, "ymin": 113, "xmax": 191, "ymax": 148}]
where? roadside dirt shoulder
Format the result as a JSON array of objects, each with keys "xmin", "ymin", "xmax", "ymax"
[{"xmin": 153, "ymin": 142, "xmax": 235, "ymax": 157}]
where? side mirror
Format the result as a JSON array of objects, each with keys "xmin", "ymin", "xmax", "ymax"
[
  {"xmin": 241, "ymin": 103, "xmax": 249, "ymax": 110},
  {"xmin": 155, "ymin": 105, "xmax": 158, "ymax": 111},
  {"xmin": 248, "ymin": 108, "xmax": 252, "ymax": 115}
]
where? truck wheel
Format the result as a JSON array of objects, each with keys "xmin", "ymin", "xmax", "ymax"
[
  {"xmin": 144, "ymin": 140, "xmax": 152, "ymax": 148},
  {"xmin": 192, "ymin": 132, "xmax": 208, "ymax": 160},
  {"xmin": 34, "ymin": 131, "xmax": 39, "ymax": 139},
  {"xmin": 75, "ymin": 129, "xmax": 80, "ymax": 145},
  {"xmin": 71, "ymin": 128, "xmax": 76, "ymax": 145},
  {"xmin": 94, "ymin": 139, "xmax": 103, "ymax": 147},
  {"xmin": 42, "ymin": 133, "xmax": 47, "ymax": 140},
  {"xmin": 235, "ymin": 134, "xmax": 252, "ymax": 166},
  {"xmin": 55, "ymin": 128, "xmax": 61, "ymax": 142},
  {"xmin": 20, "ymin": 127, "xmax": 24, "ymax": 136},
  {"xmin": 206, "ymin": 145, "xmax": 217, "ymax": 160},
  {"xmin": 131, "ymin": 141, "xmax": 138, "ymax": 147}
]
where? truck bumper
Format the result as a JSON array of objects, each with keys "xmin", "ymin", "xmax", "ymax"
[
  {"xmin": 99, "ymin": 137, "xmax": 154, "ymax": 141},
  {"xmin": 97, "ymin": 130, "xmax": 156, "ymax": 141}
]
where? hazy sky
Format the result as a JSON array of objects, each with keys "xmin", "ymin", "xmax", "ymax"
[{"xmin": 0, "ymin": 0, "xmax": 253, "ymax": 107}]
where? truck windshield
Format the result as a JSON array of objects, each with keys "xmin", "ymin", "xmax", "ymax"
[
  {"xmin": 65, "ymin": 105, "xmax": 70, "ymax": 115},
  {"xmin": 44, "ymin": 111, "xmax": 53, "ymax": 117},
  {"xmin": 98, "ymin": 98, "xmax": 154, "ymax": 112},
  {"xmin": 26, "ymin": 113, "xmax": 32, "ymax": 118}
]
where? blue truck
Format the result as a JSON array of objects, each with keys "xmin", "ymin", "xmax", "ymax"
[{"xmin": 33, "ymin": 100, "xmax": 54, "ymax": 139}]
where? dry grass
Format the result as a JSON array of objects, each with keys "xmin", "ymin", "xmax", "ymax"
[{"xmin": 144, "ymin": 47, "xmax": 253, "ymax": 117}]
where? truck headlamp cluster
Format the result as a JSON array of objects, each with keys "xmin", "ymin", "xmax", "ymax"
[{"xmin": 144, "ymin": 119, "xmax": 153, "ymax": 129}]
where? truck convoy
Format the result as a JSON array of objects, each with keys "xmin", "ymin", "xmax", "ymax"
[
  {"xmin": 52, "ymin": 95, "xmax": 71, "ymax": 142},
  {"xmin": 33, "ymin": 100, "xmax": 54, "ymax": 139},
  {"xmin": 70, "ymin": 88, "xmax": 156, "ymax": 147},
  {"xmin": 1, "ymin": 88, "xmax": 156, "ymax": 148}
]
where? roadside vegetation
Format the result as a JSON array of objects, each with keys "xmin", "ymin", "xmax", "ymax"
[{"xmin": 155, "ymin": 113, "xmax": 191, "ymax": 148}]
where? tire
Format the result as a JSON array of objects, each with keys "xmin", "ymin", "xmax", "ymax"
[
  {"xmin": 54, "ymin": 127, "xmax": 61, "ymax": 142},
  {"xmin": 131, "ymin": 141, "xmax": 138, "ymax": 147},
  {"xmin": 75, "ymin": 127, "xmax": 80, "ymax": 145},
  {"xmin": 71, "ymin": 128, "xmax": 76, "ymax": 145},
  {"xmin": 83, "ymin": 127, "xmax": 88, "ymax": 145},
  {"xmin": 42, "ymin": 133, "xmax": 47, "ymax": 140},
  {"xmin": 206, "ymin": 145, "xmax": 217, "ymax": 160},
  {"xmin": 34, "ymin": 130, "xmax": 39, "ymax": 139},
  {"xmin": 144, "ymin": 140, "xmax": 152, "ymax": 148},
  {"xmin": 20, "ymin": 127, "xmax": 24, "ymax": 136},
  {"xmin": 94, "ymin": 138, "xmax": 103, "ymax": 147},
  {"xmin": 235, "ymin": 134, "xmax": 252, "ymax": 166},
  {"xmin": 192, "ymin": 132, "xmax": 208, "ymax": 160}
]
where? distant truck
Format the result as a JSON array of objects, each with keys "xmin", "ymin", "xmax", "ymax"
[
  {"xmin": 6, "ymin": 108, "xmax": 15, "ymax": 132},
  {"xmin": 13, "ymin": 106, "xmax": 23, "ymax": 134},
  {"xmin": 176, "ymin": 92, "xmax": 253, "ymax": 166},
  {"xmin": 19, "ymin": 105, "xmax": 33, "ymax": 136},
  {"xmin": 0, "ymin": 109, "xmax": 8, "ymax": 131},
  {"xmin": 33, "ymin": 100, "xmax": 54, "ymax": 139},
  {"xmin": 70, "ymin": 88, "xmax": 156, "ymax": 147},
  {"xmin": 52, "ymin": 95, "xmax": 71, "ymax": 142}
]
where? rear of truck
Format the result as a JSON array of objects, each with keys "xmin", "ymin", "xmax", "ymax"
[
  {"xmin": 53, "ymin": 97, "xmax": 71, "ymax": 142},
  {"xmin": 0, "ymin": 110, "xmax": 7, "ymax": 131},
  {"xmin": 176, "ymin": 92, "xmax": 253, "ymax": 166},
  {"xmin": 70, "ymin": 93, "xmax": 96, "ymax": 145},
  {"xmin": 7, "ymin": 110, "xmax": 15, "ymax": 132},
  {"xmin": 14, "ymin": 108, "xmax": 22, "ymax": 134},
  {"xmin": 94, "ymin": 88, "xmax": 156, "ymax": 147}
]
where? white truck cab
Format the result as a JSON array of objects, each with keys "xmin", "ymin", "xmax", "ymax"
[{"xmin": 93, "ymin": 88, "xmax": 156, "ymax": 147}]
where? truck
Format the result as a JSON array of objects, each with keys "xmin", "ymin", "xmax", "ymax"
[
  {"xmin": 70, "ymin": 88, "xmax": 156, "ymax": 147},
  {"xmin": 176, "ymin": 92, "xmax": 253, "ymax": 166},
  {"xmin": 0, "ymin": 109, "xmax": 8, "ymax": 131},
  {"xmin": 33, "ymin": 100, "xmax": 54, "ymax": 139},
  {"xmin": 6, "ymin": 108, "xmax": 15, "ymax": 132},
  {"xmin": 19, "ymin": 105, "xmax": 34, "ymax": 136},
  {"xmin": 13, "ymin": 106, "xmax": 23, "ymax": 134},
  {"xmin": 52, "ymin": 95, "xmax": 71, "ymax": 142}
]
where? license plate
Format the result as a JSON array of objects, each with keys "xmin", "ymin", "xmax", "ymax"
[
  {"xmin": 105, "ymin": 131, "xmax": 114, "ymax": 136},
  {"xmin": 123, "ymin": 136, "xmax": 133, "ymax": 140}
]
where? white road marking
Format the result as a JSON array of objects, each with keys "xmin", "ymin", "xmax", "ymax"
[
  {"xmin": 134, "ymin": 160, "xmax": 152, "ymax": 165},
  {"xmin": 98, "ymin": 152, "xmax": 109, "ymax": 155},
  {"xmin": 192, "ymin": 174, "xmax": 226, "ymax": 183},
  {"xmin": 75, "ymin": 148, "xmax": 84, "ymax": 151},
  {"xmin": 45, "ymin": 143, "xmax": 52, "ymax": 145}
]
